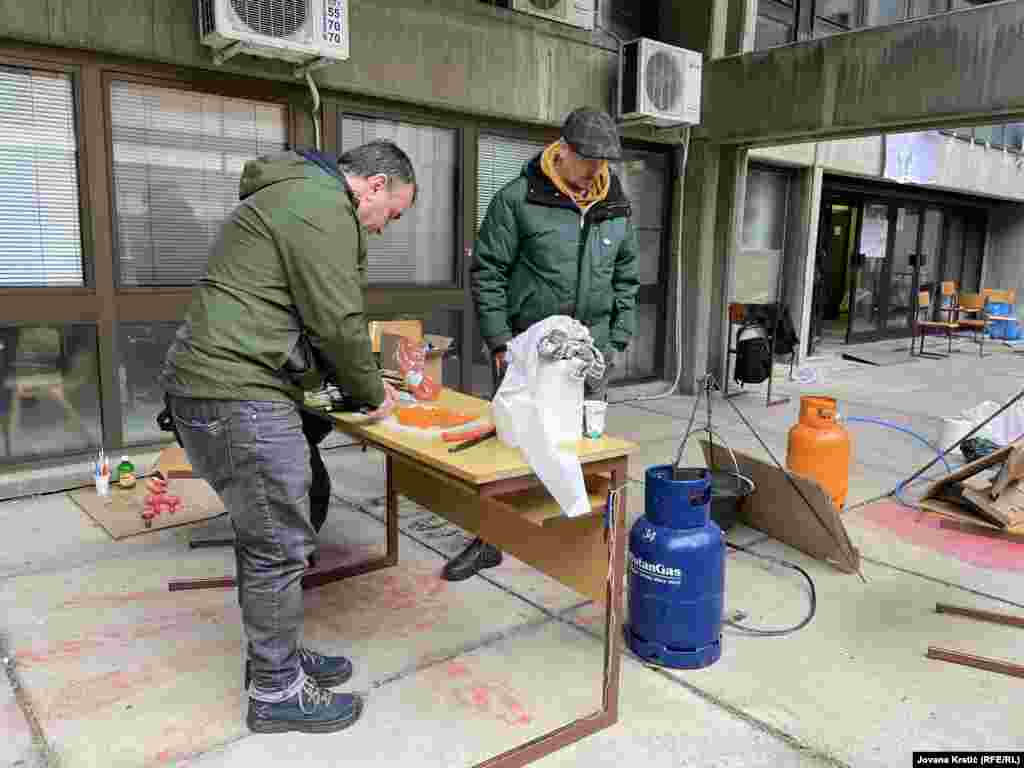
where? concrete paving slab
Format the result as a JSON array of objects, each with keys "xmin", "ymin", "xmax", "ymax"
[
  {"xmin": 0, "ymin": 668, "xmax": 44, "ymax": 768},
  {"xmin": 179, "ymin": 620, "xmax": 606, "ymax": 768},
  {"xmin": 845, "ymin": 500, "xmax": 1024, "ymax": 609},
  {"xmin": 321, "ymin": 445, "xmax": 387, "ymax": 504},
  {"xmin": 0, "ymin": 502, "xmax": 545, "ymax": 767},
  {"xmin": 0, "ymin": 491, "xmax": 191, "ymax": 580},
  {"xmin": 604, "ymin": 403, "xmax": 690, "ymax": 444},
  {"xmin": 609, "ymin": 537, "xmax": 1024, "ymax": 768},
  {"xmin": 532, "ymin": 643, "xmax": 844, "ymax": 768}
]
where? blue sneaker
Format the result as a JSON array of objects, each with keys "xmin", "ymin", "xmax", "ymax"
[
  {"xmin": 247, "ymin": 678, "xmax": 363, "ymax": 734},
  {"xmin": 245, "ymin": 648, "xmax": 353, "ymax": 690}
]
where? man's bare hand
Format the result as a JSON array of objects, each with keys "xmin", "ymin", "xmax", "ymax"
[
  {"xmin": 494, "ymin": 350, "xmax": 507, "ymax": 368},
  {"xmin": 365, "ymin": 382, "xmax": 399, "ymax": 421}
]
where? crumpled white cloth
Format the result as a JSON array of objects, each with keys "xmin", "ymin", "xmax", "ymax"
[{"xmin": 491, "ymin": 316, "xmax": 592, "ymax": 518}]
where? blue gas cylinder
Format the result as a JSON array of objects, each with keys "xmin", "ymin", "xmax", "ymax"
[{"xmin": 625, "ymin": 465, "xmax": 725, "ymax": 669}]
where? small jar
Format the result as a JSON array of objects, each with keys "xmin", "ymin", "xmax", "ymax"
[{"xmin": 117, "ymin": 458, "xmax": 137, "ymax": 489}]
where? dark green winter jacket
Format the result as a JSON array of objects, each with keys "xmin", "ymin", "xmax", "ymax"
[
  {"xmin": 159, "ymin": 150, "xmax": 385, "ymax": 408},
  {"xmin": 470, "ymin": 155, "xmax": 641, "ymax": 356}
]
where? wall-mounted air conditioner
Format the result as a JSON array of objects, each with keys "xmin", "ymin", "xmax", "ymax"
[
  {"xmin": 511, "ymin": 0, "xmax": 595, "ymax": 31},
  {"xmin": 196, "ymin": 0, "xmax": 349, "ymax": 67},
  {"xmin": 620, "ymin": 38, "xmax": 702, "ymax": 128}
]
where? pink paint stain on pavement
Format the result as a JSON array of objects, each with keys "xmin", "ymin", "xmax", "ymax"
[
  {"xmin": 855, "ymin": 502, "xmax": 1024, "ymax": 571},
  {"xmin": 427, "ymin": 660, "xmax": 533, "ymax": 727}
]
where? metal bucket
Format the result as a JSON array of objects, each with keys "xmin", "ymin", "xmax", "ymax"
[{"xmin": 673, "ymin": 426, "xmax": 755, "ymax": 532}]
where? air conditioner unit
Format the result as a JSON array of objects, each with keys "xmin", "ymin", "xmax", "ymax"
[
  {"xmin": 196, "ymin": 0, "xmax": 349, "ymax": 67},
  {"xmin": 620, "ymin": 38, "xmax": 702, "ymax": 128},
  {"xmin": 511, "ymin": 0, "xmax": 595, "ymax": 31}
]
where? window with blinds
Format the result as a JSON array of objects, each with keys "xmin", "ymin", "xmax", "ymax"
[
  {"xmin": 476, "ymin": 134, "xmax": 545, "ymax": 232},
  {"xmin": 339, "ymin": 114, "xmax": 457, "ymax": 285},
  {"xmin": 110, "ymin": 81, "xmax": 287, "ymax": 287},
  {"xmin": 0, "ymin": 67, "xmax": 84, "ymax": 287}
]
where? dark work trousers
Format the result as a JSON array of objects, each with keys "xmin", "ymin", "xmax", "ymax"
[
  {"xmin": 169, "ymin": 395, "xmax": 315, "ymax": 702},
  {"xmin": 301, "ymin": 409, "xmax": 334, "ymax": 534}
]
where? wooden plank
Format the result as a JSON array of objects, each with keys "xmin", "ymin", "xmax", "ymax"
[
  {"xmin": 391, "ymin": 457, "xmax": 609, "ymax": 602},
  {"xmin": 500, "ymin": 474, "xmax": 611, "ymax": 528},
  {"xmin": 926, "ymin": 647, "xmax": 1024, "ymax": 679},
  {"xmin": 332, "ymin": 389, "xmax": 638, "ymax": 487},
  {"xmin": 935, "ymin": 603, "xmax": 1024, "ymax": 629},
  {"xmin": 937, "ymin": 518, "xmax": 1024, "ymax": 541}
]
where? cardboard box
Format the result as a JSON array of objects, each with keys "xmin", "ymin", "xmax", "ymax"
[
  {"xmin": 368, "ymin": 319, "xmax": 423, "ymax": 354},
  {"xmin": 702, "ymin": 441, "xmax": 862, "ymax": 575}
]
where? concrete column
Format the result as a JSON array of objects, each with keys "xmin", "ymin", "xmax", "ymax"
[
  {"xmin": 708, "ymin": 146, "xmax": 749, "ymax": 386},
  {"xmin": 678, "ymin": 138, "xmax": 721, "ymax": 394},
  {"xmin": 794, "ymin": 166, "xmax": 824, "ymax": 362}
]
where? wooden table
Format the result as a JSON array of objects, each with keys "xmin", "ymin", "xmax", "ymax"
[{"xmin": 171, "ymin": 389, "xmax": 638, "ymax": 768}]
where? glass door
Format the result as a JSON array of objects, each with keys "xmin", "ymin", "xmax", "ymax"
[
  {"xmin": 848, "ymin": 201, "xmax": 889, "ymax": 341},
  {"xmin": 885, "ymin": 205, "xmax": 922, "ymax": 335}
]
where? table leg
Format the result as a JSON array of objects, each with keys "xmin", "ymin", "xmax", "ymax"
[
  {"xmin": 168, "ymin": 451, "xmax": 401, "ymax": 592},
  {"xmin": 385, "ymin": 453, "xmax": 399, "ymax": 566},
  {"xmin": 470, "ymin": 459, "xmax": 628, "ymax": 768},
  {"xmin": 602, "ymin": 458, "xmax": 627, "ymax": 720}
]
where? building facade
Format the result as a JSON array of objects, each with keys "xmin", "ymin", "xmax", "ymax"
[
  {"xmin": 742, "ymin": 0, "xmax": 1024, "ymax": 359},
  {"xmin": 2, "ymin": 0, "xmax": 1022, "ymax": 487},
  {"xmin": 0, "ymin": 0, "xmax": 690, "ymax": 479}
]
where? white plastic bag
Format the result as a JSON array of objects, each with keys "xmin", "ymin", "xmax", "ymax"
[
  {"xmin": 960, "ymin": 400, "xmax": 1024, "ymax": 446},
  {"xmin": 491, "ymin": 316, "xmax": 590, "ymax": 518}
]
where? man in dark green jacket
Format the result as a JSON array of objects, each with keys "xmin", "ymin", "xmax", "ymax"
[
  {"xmin": 160, "ymin": 140, "xmax": 415, "ymax": 735},
  {"xmin": 444, "ymin": 108, "xmax": 640, "ymax": 581}
]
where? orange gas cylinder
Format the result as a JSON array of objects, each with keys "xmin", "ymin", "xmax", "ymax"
[{"xmin": 786, "ymin": 396, "xmax": 851, "ymax": 510}]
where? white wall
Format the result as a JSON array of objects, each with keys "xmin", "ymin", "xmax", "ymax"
[{"xmin": 751, "ymin": 132, "xmax": 1024, "ymax": 203}]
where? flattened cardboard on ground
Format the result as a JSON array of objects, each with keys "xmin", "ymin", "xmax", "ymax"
[
  {"xmin": 701, "ymin": 441, "xmax": 861, "ymax": 574},
  {"xmin": 919, "ymin": 442, "xmax": 1024, "ymax": 529},
  {"xmin": 70, "ymin": 478, "xmax": 225, "ymax": 540}
]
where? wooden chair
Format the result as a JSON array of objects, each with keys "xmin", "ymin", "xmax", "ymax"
[
  {"xmin": 912, "ymin": 290, "xmax": 957, "ymax": 359},
  {"xmin": 937, "ymin": 281, "xmax": 959, "ymax": 323},
  {"xmin": 956, "ymin": 292, "xmax": 990, "ymax": 358}
]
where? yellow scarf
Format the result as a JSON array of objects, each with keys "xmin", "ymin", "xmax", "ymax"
[{"xmin": 540, "ymin": 142, "xmax": 609, "ymax": 208}]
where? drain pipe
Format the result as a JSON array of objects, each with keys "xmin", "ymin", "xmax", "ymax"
[{"xmin": 305, "ymin": 71, "xmax": 322, "ymax": 152}]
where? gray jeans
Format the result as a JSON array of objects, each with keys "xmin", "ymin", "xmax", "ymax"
[{"xmin": 169, "ymin": 396, "xmax": 316, "ymax": 702}]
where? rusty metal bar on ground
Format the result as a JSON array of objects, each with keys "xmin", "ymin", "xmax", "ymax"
[
  {"xmin": 935, "ymin": 602, "xmax": 1024, "ymax": 629},
  {"xmin": 925, "ymin": 647, "xmax": 1024, "ymax": 680}
]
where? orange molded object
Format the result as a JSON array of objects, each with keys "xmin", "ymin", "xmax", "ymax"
[
  {"xmin": 395, "ymin": 406, "xmax": 475, "ymax": 429},
  {"xmin": 786, "ymin": 395, "xmax": 851, "ymax": 510}
]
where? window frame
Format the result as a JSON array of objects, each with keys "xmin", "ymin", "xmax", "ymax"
[
  {"xmin": 103, "ymin": 69, "xmax": 296, "ymax": 313},
  {"xmin": 334, "ymin": 104, "xmax": 465, "ymax": 291},
  {"xmin": 813, "ymin": 0, "xmax": 865, "ymax": 30},
  {"xmin": 0, "ymin": 55, "xmax": 93, "ymax": 305}
]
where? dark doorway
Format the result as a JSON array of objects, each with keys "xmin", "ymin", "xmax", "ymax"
[{"xmin": 811, "ymin": 199, "xmax": 859, "ymax": 353}]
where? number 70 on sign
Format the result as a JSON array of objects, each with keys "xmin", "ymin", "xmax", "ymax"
[{"xmin": 322, "ymin": 0, "xmax": 347, "ymax": 46}]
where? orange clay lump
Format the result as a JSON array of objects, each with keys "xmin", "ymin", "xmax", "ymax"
[{"xmin": 395, "ymin": 405, "xmax": 476, "ymax": 429}]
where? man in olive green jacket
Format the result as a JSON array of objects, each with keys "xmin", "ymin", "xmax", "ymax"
[
  {"xmin": 445, "ymin": 108, "xmax": 639, "ymax": 582},
  {"xmin": 160, "ymin": 140, "xmax": 415, "ymax": 735}
]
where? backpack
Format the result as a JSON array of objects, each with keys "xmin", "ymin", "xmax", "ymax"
[{"xmin": 734, "ymin": 322, "xmax": 771, "ymax": 385}]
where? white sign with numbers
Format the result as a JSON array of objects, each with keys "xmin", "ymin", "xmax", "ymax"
[{"xmin": 320, "ymin": 0, "xmax": 349, "ymax": 59}]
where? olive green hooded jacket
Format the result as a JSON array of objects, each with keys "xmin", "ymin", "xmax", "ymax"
[{"xmin": 159, "ymin": 150, "xmax": 385, "ymax": 408}]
